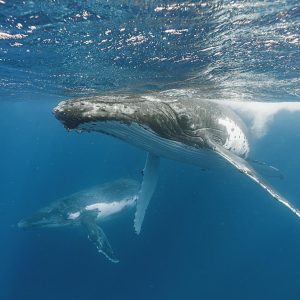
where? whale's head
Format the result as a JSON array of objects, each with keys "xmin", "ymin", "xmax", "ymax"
[
  {"xmin": 53, "ymin": 94, "xmax": 144, "ymax": 130},
  {"xmin": 18, "ymin": 205, "xmax": 73, "ymax": 229},
  {"xmin": 53, "ymin": 94, "xmax": 249, "ymax": 158},
  {"xmin": 53, "ymin": 93, "xmax": 195, "ymax": 151}
]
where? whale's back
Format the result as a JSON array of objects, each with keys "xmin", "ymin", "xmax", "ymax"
[{"xmin": 60, "ymin": 178, "xmax": 140, "ymax": 209}]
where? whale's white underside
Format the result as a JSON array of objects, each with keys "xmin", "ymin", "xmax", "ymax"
[{"xmin": 67, "ymin": 197, "xmax": 136, "ymax": 221}]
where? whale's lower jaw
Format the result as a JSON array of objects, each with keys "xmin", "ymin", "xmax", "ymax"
[{"xmin": 76, "ymin": 121, "xmax": 225, "ymax": 169}]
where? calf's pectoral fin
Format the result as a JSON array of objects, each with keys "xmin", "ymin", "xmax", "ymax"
[
  {"xmin": 134, "ymin": 152, "xmax": 160, "ymax": 235},
  {"xmin": 207, "ymin": 138, "xmax": 300, "ymax": 219},
  {"xmin": 81, "ymin": 216, "xmax": 119, "ymax": 263}
]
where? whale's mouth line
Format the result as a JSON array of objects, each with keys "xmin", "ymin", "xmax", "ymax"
[{"xmin": 76, "ymin": 119, "xmax": 208, "ymax": 150}]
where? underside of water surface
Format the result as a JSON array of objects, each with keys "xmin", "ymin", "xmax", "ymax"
[{"xmin": 0, "ymin": 0, "xmax": 299, "ymax": 101}]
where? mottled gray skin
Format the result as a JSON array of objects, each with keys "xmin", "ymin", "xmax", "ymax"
[{"xmin": 54, "ymin": 94, "xmax": 249, "ymax": 158}]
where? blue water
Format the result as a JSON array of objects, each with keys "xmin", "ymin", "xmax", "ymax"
[{"xmin": 1, "ymin": 1, "xmax": 300, "ymax": 299}]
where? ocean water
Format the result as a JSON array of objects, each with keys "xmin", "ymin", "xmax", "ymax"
[{"xmin": 1, "ymin": 1, "xmax": 300, "ymax": 299}]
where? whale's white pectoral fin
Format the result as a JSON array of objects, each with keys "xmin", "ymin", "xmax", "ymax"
[
  {"xmin": 134, "ymin": 152, "xmax": 160, "ymax": 235},
  {"xmin": 81, "ymin": 215, "xmax": 119, "ymax": 263},
  {"xmin": 208, "ymin": 139, "xmax": 300, "ymax": 219}
]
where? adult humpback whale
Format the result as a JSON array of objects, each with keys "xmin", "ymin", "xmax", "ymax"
[
  {"xmin": 18, "ymin": 179, "xmax": 140, "ymax": 263},
  {"xmin": 53, "ymin": 93, "xmax": 300, "ymax": 233}
]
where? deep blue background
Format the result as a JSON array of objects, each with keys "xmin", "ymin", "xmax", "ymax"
[
  {"xmin": 1, "ymin": 1, "xmax": 300, "ymax": 299},
  {"xmin": 1, "ymin": 100, "xmax": 300, "ymax": 300}
]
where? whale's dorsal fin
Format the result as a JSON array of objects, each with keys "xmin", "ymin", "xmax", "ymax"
[
  {"xmin": 207, "ymin": 138, "xmax": 300, "ymax": 219},
  {"xmin": 134, "ymin": 152, "xmax": 160, "ymax": 234},
  {"xmin": 80, "ymin": 214, "xmax": 119, "ymax": 263}
]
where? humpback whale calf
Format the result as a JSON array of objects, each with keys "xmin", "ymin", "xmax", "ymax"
[
  {"xmin": 53, "ymin": 93, "xmax": 300, "ymax": 233},
  {"xmin": 18, "ymin": 179, "xmax": 140, "ymax": 263}
]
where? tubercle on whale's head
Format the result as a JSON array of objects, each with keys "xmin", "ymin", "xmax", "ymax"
[{"xmin": 53, "ymin": 99, "xmax": 88, "ymax": 130}]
